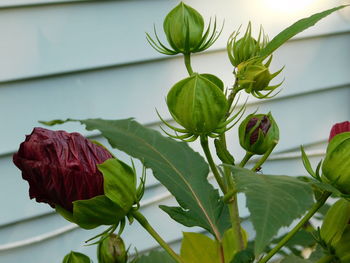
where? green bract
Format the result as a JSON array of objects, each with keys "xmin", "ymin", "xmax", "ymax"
[
  {"xmin": 62, "ymin": 251, "xmax": 91, "ymax": 263},
  {"xmin": 98, "ymin": 234, "xmax": 128, "ymax": 263},
  {"xmin": 166, "ymin": 73, "xmax": 228, "ymax": 139},
  {"xmin": 227, "ymin": 22, "xmax": 268, "ymax": 67},
  {"xmin": 236, "ymin": 57, "xmax": 283, "ymax": 99},
  {"xmin": 320, "ymin": 199, "xmax": 350, "ymax": 247},
  {"xmin": 146, "ymin": 2, "xmax": 221, "ymax": 55},
  {"xmin": 238, "ymin": 112, "xmax": 279, "ymax": 155},
  {"xmin": 322, "ymin": 132, "xmax": 350, "ymax": 194},
  {"xmin": 56, "ymin": 158, "xmax": 137, "ymax": 230}
]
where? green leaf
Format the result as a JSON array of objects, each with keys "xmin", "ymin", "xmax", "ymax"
[
  {"xmin": 98, "ymin": 158, "xmax": 137, "ymax": 212},
  {"xmin": 280, "ymin": 255, "xmax": 312, "ymax": 263},
  {"xmin": 62, "ymin": 251, "xmax": 92, "ymax": 263},
  {"xmin": 44, "ymin": 118, "xmax": 226, "ymax": 239},
  {"xmin": 259, "ymin": 5, "xmax": 349, "ymax": 57},
  {"xmin": 180, "ymin": 232, "xmax": 220, "ymax": 263},
  {"xmin": 73, "ymin": 195, "xmax": 125, "ymax": 229},
  {"xmin": 228, "ymin": 166, "xmax": 314, "ymax": 255},
  {"xmin": 135, "ymin": 250, "xmax": 176, "ymax": 263}
]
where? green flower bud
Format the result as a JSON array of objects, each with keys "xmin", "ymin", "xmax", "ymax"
[
  {"xmin": 62, "ymin": 251, "xmax": 91, "ymax": 263},
  {"xmin": 236, "ymin": 58, "xmax": 283, "ymax": 99},
  {"xmin": 227, "ymin": 22, "xmax": 268, "ymax": 67},
  {"xmin": 147, "ymin": 2, "xmax": 221, "ymax": 55},
  {"xmin": 164, "ymin": 2, "xmax": 204, "ymax": 54},
  {"xmin": 322, "ymin": 132, "xmax": 350, "ymax": 194},
  {"xmin": 98, "ymin": 234, "xmax": 128, "ymax": 263},
  {"xmin": 320, "ymin": 199, "xmax": 350, "ymax": 247},
  {"xmin": 238, "ymin": 113, "xmax": 279, "ymax": 155},
  {"xmin": 166, "ymin": 73, "xmax": 228, "ymax": 136},
  {"xmin": 334, "ymin": 226, "xmax": 350, "ymax": 263}
]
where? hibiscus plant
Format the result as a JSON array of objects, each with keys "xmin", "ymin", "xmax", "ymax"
[{"xmin": 13, "ymin": 2, "xmax": 350, "ymax": 263}]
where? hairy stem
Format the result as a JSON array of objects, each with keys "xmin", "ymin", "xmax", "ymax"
[
  {"xmin": 200, "ymin": 135, "xmax": 226, "ymax": 193},
  {"xmin": 132, "ymin": 210, "xmax": 182, "ymax": 263},
  {"xmin": 239, "ymin": 152, "xmax": 254, "ymax": 167},
  {"xmin": 184, "ymin": 54, "xmax": 193, "ymax": 75},
  {"xmin": 219, "ymin": 134, "xmax": 245, "ymax": 251},
  {"xmin": 259, "ymin": 192, "xmax": 331, "ymax": 263}
]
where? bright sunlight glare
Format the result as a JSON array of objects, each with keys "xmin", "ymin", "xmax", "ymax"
[{"xmin": 264, "ymin": 0, "xmax": 318, "ymax": 13}]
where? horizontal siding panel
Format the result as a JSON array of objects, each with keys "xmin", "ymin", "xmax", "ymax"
[
  {"xmin": 1, "ymin": 33, "xmax": 350, "ymax": 156},
  {"xmin": 0, "ymin": 0, "xmax": 87, "ymax": 8},
  {"xmin": 2, "ymin": 85, "xmax": 349, "ymax": 225},
  {"xmin": 0, "ymin": 0, "xmax": 349, "ymax": 82}
]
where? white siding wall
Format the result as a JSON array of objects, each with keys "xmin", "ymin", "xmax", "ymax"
[{"xmin": 0, "ymin": 0, "xmax": 349, "ymax": 262}]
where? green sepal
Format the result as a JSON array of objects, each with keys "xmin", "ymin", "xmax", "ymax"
[
  {"xmin": 167, "ymin": 73, "xmax": 228, "ymax": 136},
  {"xmin": 320, "ymin": 199, "xmax": 350, "ymax": 247},
  {"xmin": 98, "ymin": 158, "xmax": 137, "ymax": 212},
  {"xmin": 62, "ymin": 251, "xmax": 92, "ymax": 263},
  {"xmin": 56, "ymin": 205, "xmax": 75, "ymax": 224},
  {"xmin": 201, "ymin": 74, "xmax": 224, "ymax": 91},
  {"xmin": 73, "ymin": 195, "xmax": 125, "ymax": 229},
  {"xmin": 322, "ymin": 132, "xmax": 350, "ymax": 194}
]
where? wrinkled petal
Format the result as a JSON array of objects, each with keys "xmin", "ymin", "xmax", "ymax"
[
  {"xmin": 13, "ymin": 127, "xmax": 113, "ymax": 212},
  {"xmin": 329, "ymin": 121, "xmax": 350, "ymax": 142}
]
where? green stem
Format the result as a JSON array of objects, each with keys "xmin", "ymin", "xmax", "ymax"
[
  {"xmin": 219, "ymin": 135, "xmax": 245, "ymax": 250},
  {"xmin": 316, "ymin": 255, "xmax": 336, "ymax": 263},
  {"xmin": 200, "ymin": 135, "xmax": 226, "ymax": 193},
  {"xmin": 132, "ymin": 210, "xmax": 182, "ymax": 263},
  {"xmin": 251, "ymin": 141, "xmax": 277, "ymax": 171},
  {"xmin": 239, "ymin": 152, "xmax": 254, "ymax": 167},
  {"xmin": 259, "ymin": 192, "xmax": 331, "ymax": 263},
  {"xmin": 184, "ymin": 54, "xmax": 193, "ymax": 75}
]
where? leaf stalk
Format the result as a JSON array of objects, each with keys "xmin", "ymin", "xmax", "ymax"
[
  {"xmin": 258, "ymin": 191, "xmax": 331, "ymax": 263},
  {"xmin": 131, "ymin": 210, "xmax": 182, "ymax": 263}
]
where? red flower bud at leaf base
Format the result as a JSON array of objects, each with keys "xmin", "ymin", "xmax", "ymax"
[
  {"xmin": 322, "ymin": 121, "xmax": 350, "ymax": 194},
  {"xmin": 62, "ymin": 251, "xmax": 92, "ymax": 263},
  {"xmin": 98, "ymin": 234, "xmax": 128, "ymax": 263},
  {"xmin": 166, "ymin": 73, "xmax": 228, "ymax": 138},
  {"xmin": 13, "ymin": 128, "xmax": 137, "ymax": 229},
  {"xmin": 239, "ymin": 113, "xmax": 279, "ymax": 155}
]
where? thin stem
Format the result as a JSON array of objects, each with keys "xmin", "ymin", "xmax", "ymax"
[
  {"xmin": 132, "ymin": 210, "xmax": 182, "ymax": 263},
  {"xmin": 239, "ymin": 152, "xmax": 254, "ymax": 167},
  {"xmin": 316, "ymin": 255, "xmax": 336, "ymax": 263},
  {"xmin": 200, "ymin": 135, "xmax": 226, "ymax": 193},
  {"xmin": 251, "ymin": 141, "xmax": 277, "ymax": 171},
  {"xmin": 184, "ymin": 54, "xmax": 193, "ymax": 75},
  {"xmin": 259, "ymin": 192, "xmax": 331, "ymax": 263}
]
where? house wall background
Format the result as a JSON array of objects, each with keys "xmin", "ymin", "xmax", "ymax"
[{"xmin": 0, "ymin": 0, "xmax": 349, "ymax": 262}]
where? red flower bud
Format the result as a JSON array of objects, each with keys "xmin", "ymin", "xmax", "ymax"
[
  {"xmin": 13, "ymin": 127, "xmax": 113, "ymax": 212},
  {"xmin": 329, "ymin": 121, "xmax": 350, "ymax": 142},
  {"xmin": 246, "ymin": 116, "xmax": 271, "ymax": 145}
]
